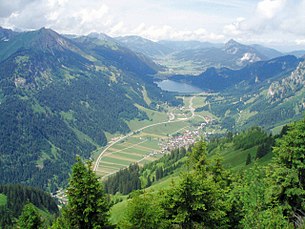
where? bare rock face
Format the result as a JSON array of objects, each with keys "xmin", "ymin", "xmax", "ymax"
[{"xmin": 268, "ymin": 60, "xmax": 305, "ymax": 102}]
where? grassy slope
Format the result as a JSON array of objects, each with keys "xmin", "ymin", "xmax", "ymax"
[
  {"xmin": 209, "ymin": 143, "xmax": 273, "ymax": 170},
  {"xmin": 109, "ymin": 141, "xmax": 273, "ymax": 225}
]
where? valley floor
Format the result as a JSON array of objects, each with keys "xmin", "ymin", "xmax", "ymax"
[{"xmin": 93, "ymin": 94, "xmax": 219, "ymax": 178}]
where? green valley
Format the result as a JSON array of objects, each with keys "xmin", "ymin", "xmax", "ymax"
[
  {"xmin": 1, "ymin": 23, "xmax": 305, "ymax": 229},
  {"xmin": 93, "ymin": 95, "xmax": 220, "ymax": 178}
]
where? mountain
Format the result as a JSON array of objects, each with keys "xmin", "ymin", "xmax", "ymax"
[
  {"xmin": 81, "ymin": 33, "xmax": 165, "ymax": 72},
  {"xmin": 191, "ymin": 58, "xmax": 305, "ymax": 131},
  {"xmin": 235, "ymin": 60, "xmax": 305, "ymax": 130},
  {"xmin": 171, "ymin": 39, "xmax": 267, "ymax": 70},
  {"xmin": 0, "ymin": 28, "xmax": 178, "ymax": 191},
  {"xmin": 158, "ymin": 40, "xmax": 222, "ymax": 52},
  {"xmin": 116, "ymin": 35, "xmax": 173, "ymax": 57},
  {"xmin": 286, "ymin": 50, "xmax": 305, "ymax": 58},
  {"xmin": 171, "ymin": 55, "xmax": 302, "ymax": 91},
  {"xmin": 113, "ymin": 37, "xmax": 287, "ymax": 75},
  {"xmin": 268, "ymin": 60, "xmax": 305, "ymax": 102},
  {"xmin": 250, "ymin": 44, "xmax": 283, "ymax": 59},
  {"xmin": 0, "ymin": 27, "xmax": 18, "ymax": 41}
]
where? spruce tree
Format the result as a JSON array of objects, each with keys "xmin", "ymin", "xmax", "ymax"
[
  {"xmin": 65, "ymin": 157, "xmax": 110, "ymax": 229},
  {"xmin": 163, "ymin": 141, "xmax": 229, "ymax": 228},
  {"xmin": 272, "ymin": 118, "xmax": 305, "ymax": 220},
  {"xmin": 17, "ymin": 203, "xmax": 42, "ymax": 229}
]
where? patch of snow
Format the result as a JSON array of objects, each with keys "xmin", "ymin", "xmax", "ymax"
[
  {"xmin": 1, "ymin": 37, "xmax": 9, "ymax": 42},
  {"xmin": 239, "ymin": 52, "xmax": 261, "ymax": 63}
]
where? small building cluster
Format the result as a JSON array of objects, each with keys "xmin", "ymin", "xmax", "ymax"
[{"xmin": 159, "ymin": 121, "xmax": 210, "ymax": 153}]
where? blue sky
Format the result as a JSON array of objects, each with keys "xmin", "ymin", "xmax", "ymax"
[{"xmin": 0, "ymin": 0, "xmax": 305, "ymax": 50}]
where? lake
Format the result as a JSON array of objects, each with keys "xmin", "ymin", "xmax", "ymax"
[{"xmin": 156, "ymin": 80, "xmax": 203, "ymax": 94}]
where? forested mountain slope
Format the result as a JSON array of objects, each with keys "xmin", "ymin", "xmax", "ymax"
[
  {"xmin": 171, "ymin": 55, "xmax": 302, "ymax": 91},
  {"xmin": 0, "ymin": 184, "xmax": 59, "ymax": 227},
  {"xmin": 194, "ymin": 58, "xmax": 305, "ymax": 131},
  {"xmin": 0, "ymin": 27, "xmax": 178, "ymax": 191}
]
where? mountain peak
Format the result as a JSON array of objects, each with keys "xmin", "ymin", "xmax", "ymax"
[
  {"xmin": 36, "ymin": 27, "xmax": 62, "ymax": 39},
  {"xmin": 225, "ymin": 39, "xmax": 241, "ymax": 47},
  {"xmin": 0, "ymin": 27, "xmax": 18, "ymax": 41},
  {"xmin": 27, "ymin": 27, "xmax": 73, "ymax": 52},
  {"xmin": 88, "ymin": 32, "xmax": 113, "ymax": 40}
]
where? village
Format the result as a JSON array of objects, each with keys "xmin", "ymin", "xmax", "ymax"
[{"xmin": 159, "ymin": 121, "xmax": 209, "ymax": 154}]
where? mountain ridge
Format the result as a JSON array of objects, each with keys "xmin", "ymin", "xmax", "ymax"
[
  {"xmin": 0, "ymin": 27, "xmax": 178, "ymax": 191},
  {"xmin": 171, "ymin": 55, "xmax": 302, "ymax": 91}
]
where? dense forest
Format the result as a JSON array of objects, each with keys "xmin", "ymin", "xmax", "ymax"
[{"xmin": 0, "ymin": 184, "xmax": 59, "ymax": 228}]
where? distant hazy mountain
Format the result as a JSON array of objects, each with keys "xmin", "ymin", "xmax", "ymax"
[
  {"xmin": 250, "ymin": 44, "xmax": 283, "ymax": 59},
  {"xmin": 112, "ymin": 36, "xmax": 288, "ymax": 74},
  {"xmin": 172, "ymin": 55, "xmax": 302, "ymax": 91},
  {"xmin": 158, "ymin": 40, "xmax": 222, "ymax": 52},
  {"xmin": 116, "ymin": 35, "xmax": 173, "ymax": 57},
  {"xmin": 286, "ymin": 50, "xmax": 305, "ymax": 58},
  {"xmin": 0, "ymin": 28, "xmax": 178, "ymax": 190}
]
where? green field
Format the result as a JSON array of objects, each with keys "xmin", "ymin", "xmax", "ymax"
[{"xmin": 94, "ymin": 95, "xmax": 212, "ymax": 178}]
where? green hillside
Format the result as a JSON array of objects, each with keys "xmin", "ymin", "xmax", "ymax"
[
  {"xmin": 105, "ymin": 118, "xmax": 305, "ymax": 228},
  {"xmin": 107, "ymin": 126, "xmax": 277, "ymax": 225},
  {"xmin": 4, "ymin": 117, "xmax": 300, "ymax": 229},
  {"xmin": 0, "ymin": 28, "xmax": 180, "ymax": 191}
]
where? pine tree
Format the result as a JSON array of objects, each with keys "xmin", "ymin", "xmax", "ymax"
[
  {"xmin": 122, "ymin": 192, "xmax": 167, "ymax": 229},
  {"xmin": 17, "ymin": 203, "xmax": 43, "ymax": 229},
  {"xmin": 65, "ymin": 157, "xmax": 110, "ymax": 229},
  {"xmin": 162, "ymin": 141, "xmax": 229, "ymax": 228},
  {"xmin": 272, "ymin": 118, "xmax": 305, "ymax": 220}
]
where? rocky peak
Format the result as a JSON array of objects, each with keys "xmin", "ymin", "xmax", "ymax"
[{"xmin": 268, "ymin": 60, "xmax": 305, "ymax": 101}]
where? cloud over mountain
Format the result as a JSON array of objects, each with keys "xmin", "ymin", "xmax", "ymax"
[{"xmin": 0, "ymin": 0, "xmax": 305, "ymax": 49}]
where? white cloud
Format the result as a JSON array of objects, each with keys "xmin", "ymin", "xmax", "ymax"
[
  {"xmin": 222, "ymin": 0, "xmax": 305, "ymax": 49},
  {"xmin": 0, "ymin": 0, "xmax": 305, "ymax": 49},
  {"xmin": 129, "ymin": 24, "xmax": 224, "ymax": 41},
  {"xmin": 256, "ymin": 0, "xmax": 286, "ymax": 19},
  {"xmin": 296, "ymin": 39, "xmax": 305, "ymax": 45},
  {"xmin": 223, "ymin": 17, "xmax": 245, "ymax": 36}
]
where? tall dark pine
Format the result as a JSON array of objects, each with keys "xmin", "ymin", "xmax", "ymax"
[
  {"xmin": 66, "ymin": 157, "xmax": 110, "ymax": 229},
  {"xmin": 272, "ymin": 118, "xmax": 305, "ymax": 219}
]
